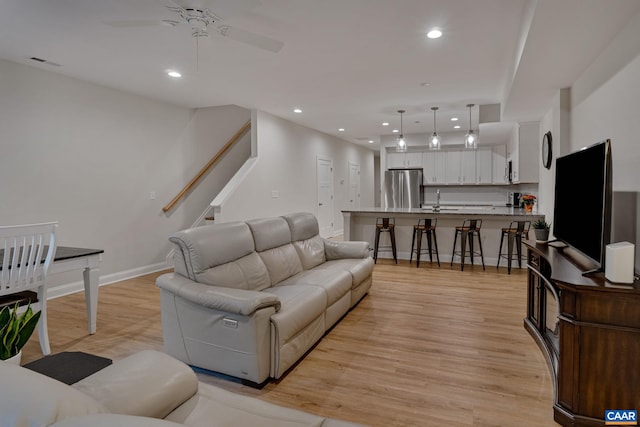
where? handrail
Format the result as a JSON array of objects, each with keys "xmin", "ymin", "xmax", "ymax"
[{"xmin": 163, "ymin": 120, "xmax": 251, "ymax": 213}]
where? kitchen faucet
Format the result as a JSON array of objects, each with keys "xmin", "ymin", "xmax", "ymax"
[{"xmin": 434, "ymin": 189, "xmax": 441, "ymax": 212}]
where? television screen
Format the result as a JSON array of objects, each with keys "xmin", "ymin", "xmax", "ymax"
[{"xmin": 553, "ymin": 140, "xmax": 612, "ymax": 268}]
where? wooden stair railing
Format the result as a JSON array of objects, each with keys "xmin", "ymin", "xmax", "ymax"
[{"xmin": 163, "ymin": 120, "xmax": 251, "ymax": 213}]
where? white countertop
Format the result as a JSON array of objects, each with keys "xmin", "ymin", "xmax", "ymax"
[{"xmin": 342, "ymin": 206, "xmax": 544, "ymax": 217}]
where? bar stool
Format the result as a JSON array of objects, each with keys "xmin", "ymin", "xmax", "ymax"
[
  {"xmin": 410, "ymin": 218, "xmax": 440, "ymax": 268},
  {"xmin": 373, "ymin": 217, "xmax": 397, "ymax": 264},
  {"xmin": 497, "ymin": 220, "xmax": 531, "ymax": 274},
  {"xmin": 450, "ymin": 219, "xmax": 485, "ymax": 271}
]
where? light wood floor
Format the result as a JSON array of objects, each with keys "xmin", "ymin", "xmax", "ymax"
[{"xmin": 22, "ymin": 261, "xmax": 558, "ymax": 427}]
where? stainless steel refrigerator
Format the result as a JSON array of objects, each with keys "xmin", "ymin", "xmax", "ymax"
[{"xmin": 384, "ymin": 168, "xmax": 423, "ymax": 208}]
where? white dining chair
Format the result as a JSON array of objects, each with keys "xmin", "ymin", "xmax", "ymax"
[{"xmin": 0, "ymin": 222, "xmax": 58, "ymax": 355}]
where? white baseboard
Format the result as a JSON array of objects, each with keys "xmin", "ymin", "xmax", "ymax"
[{"xmin": 47, "ymin": 261, "xmax": 172, "ymax": 300}]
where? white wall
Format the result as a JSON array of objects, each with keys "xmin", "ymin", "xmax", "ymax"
[
  {"xmin": 537, "ymin": 88, "xmax": 570, "ymax": 222},
  {"xmin": 215, "ymin": 110, "xmax": 375, "ymax": 235},
  {"xmin": 0, "ymin": 58, "xmax": 250, "ymax": 295},
  {"xmin": 538, "ymin": 12, "xmax": 640, "ymax": 196},
  {"xmin": 537, "ymin": 12, "xmax": 640, "ymax": 243},
  {"xmin": 571, "ymin": 58, "xmax": 640, "ymax": 192}
]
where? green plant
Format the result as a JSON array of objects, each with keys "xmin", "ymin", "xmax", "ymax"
[
  {"xmin": 532, "ymin": 219, "xmax": 551, "ymax": 230},
  {"xmin": 0, "ymin": 304, "xmax": 41, "ymax": 360}
]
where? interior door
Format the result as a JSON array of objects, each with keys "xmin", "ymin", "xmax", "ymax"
[
  {"xmin": 348, "ymin": 161, "xmax": 360, "ymax": 210},
  {"xmin": 316, "ymin": 157, "xmax": 334, "ymax": 237}
]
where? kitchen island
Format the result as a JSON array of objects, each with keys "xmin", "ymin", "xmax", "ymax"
[{"xmin": 343, "ymin": 206, "xmax": 544, "ymax": 267}]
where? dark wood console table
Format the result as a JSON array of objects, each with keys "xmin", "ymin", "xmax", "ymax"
[{"xmin": 524, "ymin": 241, "xmax": 640, "ymax": 427}]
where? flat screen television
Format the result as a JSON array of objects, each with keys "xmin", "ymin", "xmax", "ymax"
[{"xmin": 553, "ymin": 140, "xmax": 612, "ymax": 274}]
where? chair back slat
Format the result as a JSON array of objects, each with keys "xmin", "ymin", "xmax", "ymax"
[
  {"xmin": 0, "ymin": 222, "xmax": 57, "ymax": 296},
  {"xmin": 463, "ymin": 218, "xmax": 482, "ymax": 231}
]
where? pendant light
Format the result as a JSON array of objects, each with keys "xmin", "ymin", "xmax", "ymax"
[
  {"xmin": 464, "ymin": 103, "xmax": 478, "ymax": 150},
  {"xmin": 396, "ymin": 109, "xmax": 407, "ymax": 152},
  {"xmin": 429, "ymin": 107, "xmax": 441, "ymax": 150}
]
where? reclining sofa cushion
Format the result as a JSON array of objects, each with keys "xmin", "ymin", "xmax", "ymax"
[
  {"xmin": 247, "ymin": 217, "xmax": 303, "ymax": 286},
  {"xmin": 196, "ymin": 252, "xmax": 271, "ymax": 291},
  {"xmin": 276, "ymin": 268, "xmax": 351, "ymax": 307},
  {"xmin": 316, "ymin": 258, "xmax": 374, "ymax": 290},
  {"xmin": 283, "ymin": 212, "xmax": 326, "ymax": 270},
  {"xmin": 73, "ymin": 350, "xmax": 198, "ymax": 419},
  {"xmin": 0, "ymin": 362, "xmax": 107, "ymax": 427},
  {"xmin": 171, "ymin": 222, "xmax": 271, "ymax": 291},
  {"xmin": 323, "ymin": 239, "xmax": 370, "ymax": 260},
  {"xmin": 264, "ymin": 284, "xmax": 327, "ymax": 377}
]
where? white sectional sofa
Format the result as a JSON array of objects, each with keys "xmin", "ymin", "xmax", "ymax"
[
  {"xmin": 156, "ymin": 212, "xmax": 374, "ymax": 384},
  {"xmin": 1, "ymin": 350, "xmax": 365, "ymax": 427}
]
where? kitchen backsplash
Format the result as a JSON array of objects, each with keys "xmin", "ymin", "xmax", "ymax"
[{"xmin": 423, "ymin": 184, "xmax": 538, "ymax": 206}]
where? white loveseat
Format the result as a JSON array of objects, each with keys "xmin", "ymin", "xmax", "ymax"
[
  {"xmin": 0, "ymin": 350, "xmax": 365, "ymax": 427},
  {"xmin": 156, "ymin": 212, "xmax": 373, "ymax": 384}
]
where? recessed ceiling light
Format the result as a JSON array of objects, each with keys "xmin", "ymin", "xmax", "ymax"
[
  {"xmin": 382, "ymin": 122, "xmax": 389, "ymax": 126},
  {"xmin": 392, "ymin": 129, "xmax": 399, "ymax": 133},
  {"xmin": 427, "ymin": 29, "xmax": 442, "ymax": 39},
  {"xmin": 451, "ymin": 117, "xmax": 459, "ymax": 121},
  {"xmin": 420, "ymin": 82, "xmax": 430, "ymax": 87},
  {"xmin": 454, "ymin": 125, "xmax": 461, "ymax": 129},
  {"xmin": 167, "ymin": 70, "xmax": 182, "ymax": 78},
  {"xmin": 338, "ymin": 128, "xmax": 345, "ymax": 132},
  {"xmin": 293, "ymin": 108, "xmax": 302, "ymax": 113},
  {"xmin": 368, "ymin": 140, "xmax": 374, "ymax": 144}
]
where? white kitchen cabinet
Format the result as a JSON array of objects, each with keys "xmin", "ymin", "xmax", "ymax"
[
  {"xmin": 387, "ymin": 152, "xmax": 406, "ymax": 168},
  {"xmin": 387, "ymin": 151, "xmax": 423, "ymax": 168},
  {"xmin": 508, "ymin": 122, "xmax": 539, "ymax": 183},
  {"xmin": 405, "ymin": 152, "xmax": 423, "ymax": 167},
  {"xmin": 445, "ymin": 150, "xmax": 462, "ymax": 184},
  {"xmin": 460, "ymin": 150, "xmax": 476, "ymax": 184},
  {"xmin": 422, "ymin": 150, "xmax": 447, "ymax": 184},
  {"xmin": 492, "ymin": 144, "xmax": 507, "ymax": 184},
  {"xmin": 516, "ymin": 122, "xmax": 539, "ymax": 183},
  {"xmin": 476, "ymin": 147, "xmax": 493, "ymax": 184}
]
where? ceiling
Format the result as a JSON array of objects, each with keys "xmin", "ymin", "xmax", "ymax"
[{"xmin": 1, "ymin": 0, "xmax": 639, "ymax": 150}]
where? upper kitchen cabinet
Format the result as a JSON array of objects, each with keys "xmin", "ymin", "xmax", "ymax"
[
  {"xmin": 460, "ymin": 150, "xmax": 476, "ymax": 184},
  {"xmin": 508, "ymin": 122, "xmax": 540, "ymax": 183},
  {"xmin": 387, "ymin": 151, "xmax": 423, "ymax": 168},
  {"xmin": 422, "ymin": 150, "xmax": 447, "ymax": 184},
  {"xmin": 492, "ymin": 145, "xmax": 508, "ymax": 184},
  {"xmin": 445, "ymin": 150, "xmax": 462, "ymax": 184},
  {"xmin": 476, "ymin": 147, "xmax": 493, "ymax": 184}
]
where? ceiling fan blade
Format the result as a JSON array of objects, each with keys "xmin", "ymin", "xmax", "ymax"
[{"xmin": 216, "ymin": 25, "xmax": 283, "ymax": 53}]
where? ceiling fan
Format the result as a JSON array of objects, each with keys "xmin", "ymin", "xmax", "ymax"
[{"xmin": 104, "ymin": 0, "xmax": 284, "ymax": 53}]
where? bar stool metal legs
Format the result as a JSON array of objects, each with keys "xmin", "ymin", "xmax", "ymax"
[
  {"xmin": 410, "ymin": 218, "xmax": 440, "ymax": 267},
  {"xmin": 374, "ymin": 217, "xmax": 397, "ymax": 264},
  {"xmin": 497, "ymin": 220, "xmax": 531, "ymax": 274},
  {"xmin": 450, "ymin": 219, "xmax": 485, "ymax": 271}
]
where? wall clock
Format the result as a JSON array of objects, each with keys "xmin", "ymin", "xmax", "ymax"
[{"xmin": 542, "ymin": 131, "xmax": 553, "ymax": 169}]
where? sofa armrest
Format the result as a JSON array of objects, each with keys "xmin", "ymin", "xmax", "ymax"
[
  {"xmin": 72, "ymin": 351, "xmax": 197, "ymax": 419},
  {"xmin": 156, "ymin": 273, "xmax": 281, "ymax": 316},
  {"xmin": 323, "ymin": 239, "xmax": 370, "ymax": 260}
]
